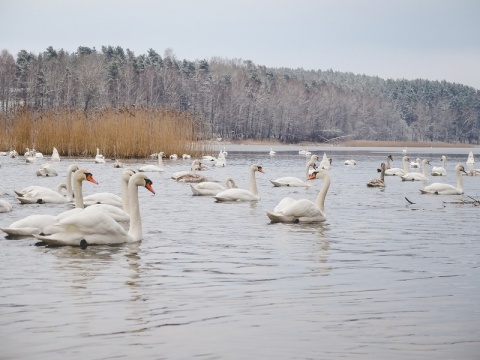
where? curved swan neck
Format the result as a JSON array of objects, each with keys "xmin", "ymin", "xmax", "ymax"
[
  {"xmin": 121, "ymin": 176, "xmax": 130, "ymax": 213},
  {"xmin": 386, "ymin": 156, "xmax": 391, "ymax": 167},
  {"xmin": 157, "ymin": 153, "xmax": 164, "ymax": 169},
  {"xmin": 380, "ymin": 165, "xmax": 385, "ymax": 182},
  {"xmin": 127, "ymin": 179, "xmax": 142, "ymax": 242},
  {"xmin": 315, "ymin": 173, "xmax": 330, "ymax": 214}
]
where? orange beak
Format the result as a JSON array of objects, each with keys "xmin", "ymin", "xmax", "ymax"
[
  {"xmin": 307, "ymin": 172, "xmax": 317, "ymax": 180},
  {"xmin": 145, "ymin": 180, "xmax": 155, "ymax": 195},
  {"xmin": 86, "ymin": 173, "xmax": 98, "ymax": 184}
]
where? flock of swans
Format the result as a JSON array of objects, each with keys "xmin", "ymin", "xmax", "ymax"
[{"xmin": 0, "ymin": 146, "xmax": 478, "ymax": 247}]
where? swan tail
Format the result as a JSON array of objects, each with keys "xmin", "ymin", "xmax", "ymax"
[
  {"xmin": 16, "ymin": 196, "xmax": 43, "ymax": 204},
  {"xmin": 269, "ymin": 180, "xmax": 283, "ymax": 187},
  {"xmin": 266, "ymin": 211, "xmax": 295, "ymax": 223}
]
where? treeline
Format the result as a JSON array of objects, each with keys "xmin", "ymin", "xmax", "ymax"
[{"xmin": 0, "ymin": 46, "xmax": 479, "ymax": 144}]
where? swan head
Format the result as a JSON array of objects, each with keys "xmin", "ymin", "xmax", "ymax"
[
  {"xmin": 456, "ymin": 164, "xmax": 467, "ymax": 174},
  {"xmin": 422, "ymin": 159, "xmax": 430, "ymax": 166},
  {"xmin": 310, "ymin": 155, "xmax": 320, "ymax": 162},
  {"xmin": 130, "ymin": 173, "xmax": 155, "ymax": 195},
  {"xmin": 388, "ymin": 154, "xmax": 393, "ymax": 161},
  {"xmin": 75, "ymin": 169, "xmax": 98, "ymax": 184},
  {"xmin": 402, "ymin": 156, "xmax": 410, "ymax": 162},
  {"xmin": 252, "ymin": 164, "xmax": 264, "ymax": 173}
]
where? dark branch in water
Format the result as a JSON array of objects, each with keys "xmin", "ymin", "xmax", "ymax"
[{"xmin": 405, "ymin": 197, "xmax": 415, "ymax": 205}]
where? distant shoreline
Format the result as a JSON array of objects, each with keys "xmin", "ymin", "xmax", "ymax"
[{"xmin": 217, "ymin": 139, "xmax": 478, "ymax": 148}]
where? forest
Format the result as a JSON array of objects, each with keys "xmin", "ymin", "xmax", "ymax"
[{"xmin": 1, "ymin": 45, "xmax": 479, "ymax": 145}]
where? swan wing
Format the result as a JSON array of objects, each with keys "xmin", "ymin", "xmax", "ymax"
[
  {"xmin": 270, "ymin": 177, "xmax": 309, "ymax": 187},
  {"xmin": 420, "ymin": 183, "xmax": 462, "ymax": 195},
  {"xmin": 214, "ymin": 188, "xmax": 259, "ymax": 202},
  {"xmin": 1, "ymin": 215, "xmax": 57, "ymax": 236}
]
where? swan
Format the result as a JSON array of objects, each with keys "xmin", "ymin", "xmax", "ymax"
[
  {"xmin": 1, "ymin": 169, "xmax": 98, "ymax": 236},
  {"xmin": 410, "ymin": 158, "xmax": 420, "ymax": 168},
  {"xmin": 319, "ymin": 153, "xmax": 331, "ymax": 170},
  {"xmin": 172, "ymin": 160, "xmax": 216, "ymax": 183},
  {"xmin": 377, "ymin": 154, "xmax": 393, "ymax": 172},
  {"xmin": 298, "ymin": 148, "xmax": 308, "ymax": 155},
  {"xmin": 15, "ymin": 164, "xmax": 80, "ymax": 204},
  {"xmin": 34, "ymin": 173, "xmax": 155, "ymax": 247},
  {"xmin": 466, "ymin": 151, "xmax": 474, "ymax": 165},
  {"xmin": 51, "ymin": 147, "xmax": 60, "ymax": 161},
  {"xmin": 385, "ymin": 156, "xmax": 410, "ymax": 176},
  {"xmin": 431, "ymin": 155, "xmax": 447, "ymax": 176},
  {"xmin": 420, "ymin": 164, "xmax": 468, "ymax": 195},
  {"xmin": 182, "ymin": 153, "xmax": 191, "ymax": 160},
  {"xmin": 269, "ymin": 148, "xmax": 276, "ymax": 155},
  {"xmin": 270, "ymin": 155, "xmax": 319, "ymax": 187},
  {"xmin": 170, "ymin": 154, "xmax": 178, "ymax": 160},
  {"xmin": 344, "ymin": 159, "xmax": 356, "ymax": 165},
  {"xmin": 266, "ymin": 169, "xmax": 330, "ymax": 223},
  {"xmin": 113, "ymin": 159, "xmax": 123, "ymax": 168},
  {"xmin": 0, "ymin": 199, "xmax": 12, "ymax": 213},
  {"xmin": 202, "ymin": 155, "xmax": 217, "ymax": 161},
  {"xmin": 95, "ymin": 148, "xmax": 105, "ymax": 163},
  {"xmin": 214, "ymin": 149, "xmax": 226, "ymax": 167},
  {"xmin": 465, "ymin": 169, "xmax": 480, "ymax": 176},
  {"xmin": 190, "ymin": 177, "xmax": 237, "ymax": 196},
  {"xmin": 35, "ymin": 150, "xmax": 43, "ymax": 158},
  {"xmin": 139, "ymin": 152, "xmax": 165, "ymax": 172},
  {"xmin": 214, "ymin": 164, "xmax": 264, "ymax": 202},
  {"xmin": 401, "ymin": 159, "xmax": 430, "ymax": 181},
  {"xmin": 36, "ymin": 163, "xmax": 58, "ymax": 177},
  {"xmin": 368, "ymin": 163, "xmax": 386, "ymax": 187},
  {"xmin": 9, "ymin": 149, "xmax": 18, "ymax": 158}
]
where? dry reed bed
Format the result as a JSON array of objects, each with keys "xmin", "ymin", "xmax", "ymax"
[{"xmin": 0, "ymin": 108, "xmax": 212, "ymax": 158}]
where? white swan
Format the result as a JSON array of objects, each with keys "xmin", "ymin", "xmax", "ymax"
[
  {"xmin": 214, "ymin": 164, "xmax": 264, "ymax": 202},
  {"xmin": 113, "ymin": 159, "xmax": 123, "ymax": 168},
  {"xmin": 270, "ymin": 155, "xmax": 319, "ymax": 187},
  {"xmin": 319, "ymin": 153, "xmax": 331, "ymax": 170},
  {"xmin": 51, "ymin": 147, "xmax": 60, "ymax": 161},
  {"xmin": 431, "ymin": 155, "xmax": 447, "ymax": 176},
  {"xmin": 410, "ymin": 158, "xmax": 420, "ymax": 168},
  {"xmin": 466, "ymin": 151, "xmax": 474, "ymax": 165},
  {"xmin": 1, "ymin": 169, "xmax": 98, "ymax": 236},
  {"xmin": 377, "ymin": 154, "xmax": 393, "ymax": 172},
  {"xmin": 15, "ymin": 164, "xmax": 80, "ymax": 204},
  {"xmin": 172, "ymin": 160, "xmax": 216, "ymax": 183},
  {"xmin": 182, "ymin": 153, "xmax": 191, "ymax": 160},
  {"xmin": 368, "ymin": 163, "xmax": 386, "ymax": 187},
  {"xmin": 344, "ymin": 159, "xmax": 356, "ymax": 165},
  {"xmin": 214, "ymin": 149, "xmax": 226, "ymax": 167},
  {"xmin": 139, "ymin": 152, "xmax": 165, "ymax": 172},
  {"xmin": 36, "ymin": 163, "xmax": 58, "ymax": 177},
  {"xmin": 385, "ymin": 156, "xmax": 410, "ymax": 176},
  {"xmin": 0, "ymin": 199, "xmax": 12, "ymax": 213},
  {"xmin": 269, "ymin": 148, "xmax": 276, "ymax": 155},
  {"xmin": 401, "ymin": 159, "xmax": 430, "ymax": 181},
  {"xmin": 170, "ymin": 153, "xmax": 178, "ymax": 160},
  {"xmin": 266, "ymin": 169, "xmax": 330, "ymax": 223},
  {"xmin": 95, "ymin": 148, "xmax": 105, "ymax": 163},
  {"xmin": 190, "ymin": 177, "xmax": 237, "ymax": 196},
  {"xmin": 420, "ymin": 164, "xmax": 468, "ymax": 195},
  {"xmin": 34, "ymin": 173, "xmax": 155, "ymax": 247}
]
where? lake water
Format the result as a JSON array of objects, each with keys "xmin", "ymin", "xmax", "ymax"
[{"xmin": 1, "ymin": 145, "xmax": 479, "ymax": 359}]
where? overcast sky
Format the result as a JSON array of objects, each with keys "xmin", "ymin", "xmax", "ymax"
[{"xmin": 2, "ymin": 0, "xmax": 479, "ymax": 89}]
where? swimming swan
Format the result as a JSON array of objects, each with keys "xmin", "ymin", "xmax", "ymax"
[
  {"xmin": 385, "ymin": 156, "xmax": 410, "ymax": 176},
  {"xmin": 270, "ymin": 155, "xmax": 319, "ymax": 187},
  {"xmin": 139, "ymin": 152, "xmax": 165, "ymax": 172},
  {"xmin": 401, "ymin": 159, "xmax": 430, "ymax": 181},
  {"xmin": 431, "ymin": 155, "xmax": 447, "ymax": 176},
  {"xmin": 15, "ymin": 164, "xmax": 80, "ymax": 204},
  {"xmin": 190, "ymin": 177, "xmax": 237, "ymax": 196},
  {"xmin": 95, "ymin": 148, "xmax": 105, "ymax": 163},
  {"xmin": 368, "ymin": 163, "xmax": 386, "ymax": 187},
  {"xmin": 377, "ymin": 154, "xmax": 393, "ymax": 172},
  {"xmin": 420, "ymin": 164, "xmax": 468, "ymax": 195},
  {"xmin": 266, "ymin": 169, "xmax": 330, "ymax": 223},
  {"xmin": 1, "ymin": 169, "xmax": 98, "ymax": 236},
  {"xmin": 34, "ymin": 173, "xmax": 155, "ymax": 247},
  {"xmin": 214, "ymin": 164, "xmax": 264, "ymax": 202}
]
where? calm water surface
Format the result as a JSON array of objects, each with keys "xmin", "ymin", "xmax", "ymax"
[{"xmin": 1, "ymin": 146, "xmax": 479, "ymax": 359}]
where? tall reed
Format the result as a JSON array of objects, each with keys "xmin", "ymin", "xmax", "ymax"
[{"xmin": 0, "ymin": 108, "xmax": 212, "ymax": 158}]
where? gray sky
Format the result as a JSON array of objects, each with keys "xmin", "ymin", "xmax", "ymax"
[{"xmin": 2, "ymin": 0, "xmax": 479, "ymax": 89}]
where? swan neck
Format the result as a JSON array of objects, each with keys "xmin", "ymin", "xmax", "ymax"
[
  {"xmin": 73, "ymin": 177, "xmax": 84, "ymax": 208},
  {"xmin": 158, "ymin": 154, "xmax": 164, "ymax": 168},
  {"xmin": 127, "ymin": 180, "xmax": 142, "ymax": 242},
  {"xmin": 402, "ymin": 158, "xmax": 408, "ymax": 173},
  {"xmin": 422, "ymin": 161, "xmax": 427, "ymax": 177},
  {"xmin": 121, "ymin": 176, "xmax": 130, "ymax": 213},
  {"xmin": 315, "ymin": 174, "xmax": 330, "ymax": 214},
  {"xmin": 305, "ymin": 159, "xmax": 314, "ymax": 178},
  {"xmin": 380, "ymin": 166, "xmax": 385, "ymax": 182},
  {"xmin": 250, "ymin": 167, "xmax": 259, "ymax": 196},
  {"xmin": 65, "ymin": 169, "xmax": 74, "ymax": 201},
  {"xmin": 456, "ymin": 167, "xmax": 464, "ymax": 191}
]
